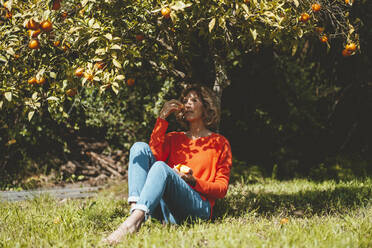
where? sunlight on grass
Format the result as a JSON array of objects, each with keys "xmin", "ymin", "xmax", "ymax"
[{"xmin": 1, "ymin": 179, "xmax": 371, "ymax": 247}]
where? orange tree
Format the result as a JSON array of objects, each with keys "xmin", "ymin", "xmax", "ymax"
[{"xmin": 0, "ymin": 0, "xmax": 363, "ymax": 181}]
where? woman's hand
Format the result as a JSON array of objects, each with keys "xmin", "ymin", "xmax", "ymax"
[
  {"xmin": 159, "ymin": 100, "xmax": 183, "ymax": 120},
  {"xmin": 173, "ymin": 168, "xmax": 196, "ymax": 187}
]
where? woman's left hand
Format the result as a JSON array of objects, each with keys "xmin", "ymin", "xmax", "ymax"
[{"xmin": 173, "ymin": 168, "xmax": 196, "ymax": 187}]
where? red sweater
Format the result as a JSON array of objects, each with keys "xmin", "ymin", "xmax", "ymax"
[{"xmin": 149, "ymin": 118, "xmax": 232, "ymax": 212}]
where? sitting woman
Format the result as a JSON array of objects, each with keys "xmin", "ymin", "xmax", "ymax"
[{"xmin": 104, "ymin": 85, "xmax": 232, "ymax": 244}]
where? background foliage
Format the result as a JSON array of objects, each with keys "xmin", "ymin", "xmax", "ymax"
[{"xmin": 0, "ymin": 0, "xmax": 371, "ymax": 187}]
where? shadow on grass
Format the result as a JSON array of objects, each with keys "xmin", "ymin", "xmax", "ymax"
[{"xmin": 213, "ymin": 182, "xmax": 372, "ymax": 219}]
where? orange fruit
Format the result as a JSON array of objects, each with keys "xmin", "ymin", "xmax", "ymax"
[
  {"xmin": 299, "ymin": 13, "xmax": 310, "ymax": 22},
  {"xmin": 342, "ymin": 49, "xmax": 352, "ymax": 57},
  {"xmin": 280, "ymin": 218, "xmax": 289, "ymax": 224},
  {"xmin": 127, "ymin": 78, "xmax": 135, "ymax": 86},
  {"xmin": 52, "ymin": 0, "xmax": 61, "ymax": 10},
  {"xmin": 28, "ymin": 39, "xmax": 40, "ymax": 49},
  {"xmin": 28, "ymin": 77, "xmax": 37, "ymax": 85},
  {"xmin": 14, "ymin": 54, "xmax": 20, "ymax": 59},
  {"xmin": 66, "ymin": 88, "xmax": 77, "ymax": 97},
  {"xmin": 94, "ymin": 61, "xmax": 105, "ymax": 69},
  {"xmin": 74, "ymin": 67, "xmax": 84, "ymax": 77},
  {"xmin": 315, "ymin": 27, "xmax": 325, "ymax": 33},
  {"xmin": 61, "ymin": 12, "xmax": 68, "ymax": 19},
  {"xmin": 53, "ymin": 40, "xmax": 61, "ymax": 47},
  {"xmin": 345, "ymin": 0, "xmax": 354, "ymax": 4},
  {"xmin": 25, "ymin": 19, "xmax": 40, "ymax": 30},
  {"xmin": 161, "ymin": 7, "xmax": 171, "ymax": 19},
  {"xmin": 345, "ymin": 43, "xmax": 356, "ymax": 52},
  {"xmin": 28, "ymin": 28, "xmax": 41, "ymax": 38},
  {"xmin": 37, "ymin": 77, "xmax": 46, "ymax": 85},
  {"xmin": 311, "ymin": 3, "xmax": 321, "ymax": 12},
  {"xmin": 83, "ymin": 72, "xmax": 94, "ymax": 81},
  {"xmin": 3, "ymin": 1, "xmax": 9, "ymax": 10},
  {"xmin": 40, "ymin": 20, "xmax": 53, "ymax": 32},
  {"xmin": 135, "ymin": 34, "xmax": 144, "ymax": 41},
  {"xmin": 320, "ymin": 35, "xmax": 328, "ymax": 43},
  {"xmin": 5, "ymin": 11, "xmax": 12, "ymax": 19}
]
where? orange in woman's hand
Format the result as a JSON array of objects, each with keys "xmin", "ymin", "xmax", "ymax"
[{"xmin": 175, "ymin": 164, "xmax": 191, "ymax": 174}]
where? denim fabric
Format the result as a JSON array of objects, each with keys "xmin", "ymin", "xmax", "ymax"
[{"xmin": 128, "ymin": 142, "xmax": 211, "ymax": 224}]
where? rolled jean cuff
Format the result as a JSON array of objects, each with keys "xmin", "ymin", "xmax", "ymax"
[
  {"xmin": 128, "ymin": 196, "xmax": 140, "ymax": 203},
  {"xmin": 130, "ymin": 204, "xmax": 150, "ymax": 221}
]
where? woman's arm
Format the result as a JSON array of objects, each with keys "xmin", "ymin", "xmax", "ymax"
[
  {"xmin": 149, "ymin": 118, "xmax": 170, "ymax": 161},
  {"xmin": 149, "ymin": 99, "xmax": 183, "ymax": 161}
]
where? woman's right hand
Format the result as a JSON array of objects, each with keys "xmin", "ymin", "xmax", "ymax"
[{"xmin": 159, "ymin": 99, "xmax": 183, "ymax": 120}]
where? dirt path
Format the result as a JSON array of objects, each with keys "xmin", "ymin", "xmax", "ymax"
[{"xmin": 0, "ymin": 186, "xmax": 102, "ymax": 202}]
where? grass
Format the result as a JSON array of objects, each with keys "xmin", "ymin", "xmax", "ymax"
[{"xmin": 1, "ymin": 178, "xmax": 372, "ymax": 247}]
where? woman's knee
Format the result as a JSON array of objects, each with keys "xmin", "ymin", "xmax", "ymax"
[
  {"xmin": 150, "ymin": 161, "xmax": 170, "ymax": 177},
  {"xmin": 130, "ymin": 142, "xmax": 150, "ymax": 155}
]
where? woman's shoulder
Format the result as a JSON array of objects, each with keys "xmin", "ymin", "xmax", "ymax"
[{"xmin": 210, "ymin": 133, "xmax": 231, "ymax": 146}]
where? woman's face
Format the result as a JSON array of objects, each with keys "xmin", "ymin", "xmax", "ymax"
[{"xmin": 182, "ymin": 90, "xmax": 204, "ymax": 123}]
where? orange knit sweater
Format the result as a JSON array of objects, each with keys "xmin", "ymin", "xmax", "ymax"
[{"xmin": 149, "ymin": 118, "xmax": 233, "ymax": 212}]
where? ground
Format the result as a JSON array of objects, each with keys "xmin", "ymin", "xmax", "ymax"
[{"xmin": 1, "ymin": 178, "xmax": 371, "ymax": 247}]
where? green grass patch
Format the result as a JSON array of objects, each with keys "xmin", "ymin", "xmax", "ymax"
[{"xmin": 1, "ymin": 179, "xmax": 372, "ymax": 247}]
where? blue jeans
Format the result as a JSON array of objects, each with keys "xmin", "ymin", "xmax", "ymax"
[{"xmin": 127, "ymin": 142, "xmax": 211, "ymax": 224}]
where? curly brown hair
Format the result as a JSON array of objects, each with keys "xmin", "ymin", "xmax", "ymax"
[{"xmin": 176, "ymin": 85, "xmax": 221, "ymax": 131}]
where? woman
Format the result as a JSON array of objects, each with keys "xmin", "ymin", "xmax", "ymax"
[{"xmin": 104, "ymin": 85, "xmax": 232, "ymax": 244}]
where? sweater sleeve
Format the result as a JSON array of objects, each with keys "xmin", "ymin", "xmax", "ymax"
[
  {"xmin": 193, "ymin": 139, "xmax": 232, "ymax": 199},
  {"xmin": 149, "ymin": 118, "xmax": 170, "ymax": 162}
]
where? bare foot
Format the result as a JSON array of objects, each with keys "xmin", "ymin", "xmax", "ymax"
[{"xmin": 103, "ymin": 210, "xmax": 145, "ymax": 245}]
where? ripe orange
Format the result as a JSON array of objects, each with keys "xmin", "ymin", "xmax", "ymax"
[
  {"xmin": 37, "ymin": 77, "xmax": 46, "ymax": 85},
  {"xmin": 311, "ymin": 3, "xmax": 321, "ymax": 12},
  {"xmin": 345, "ymin": 42, "xmax": 356, "ymax": 52},
  {"xmin": 25, "ymin": 19, "xmax": 40, "ymax": 30},
  {"xmin": 28, "ymin": 39, "xmax": 40, "ymax": 49},
  {"xmin": 280, "ymin": 218, "xmax": 289, "ymax": 224},
  {"xmin": 161, "ymin": 7, "xmax": 171, "ymax": 19},
  {"xmin": 52, "ymin": 0, "xmax": 61, "ymax": 10},
  {"xmin": 127, "ymin": 78, "xmax": 135, "ymax": 86},
  {"xmin": 94, "ymin": 61, "xmax": 105, "ymax": 69},
  {"xmin": 53, "ymin": 40, "xmax": 61, "ymax": 47},
  {"xmin": 5, "ymin": 11, "xmax": 12, "ymax": 19},
  {"xmin": 345, "ymin": 0, "xmax": 354, "ymax": 4},
  {"xmin": 3, "ymin": 1, "xmax": 9, "ymax": 10},
  {"xmin": 74, "ymin": 67, "xmax": 84, "ymax": 77},
  {"xmin": 299, "ymin": 13, "xmax": 310, "ymax": 22},
  {"xmin": 28, "ymin": 28, "xmax": 41, "ymax": 38},
  {"xmin": 135, "ymin": 34, "xmax": 144, "ymax": 41},
  {"xmin": 83, "ymin": 72, "xmax": 93, "ymax": 81},
  {"xmin": 61, "ymin": 12, "xmax": 68, "ymax": 19},
  {"xmin": 342, "ymin": 49, "xmax": 352, "ymax": 57},
  {"xmin": 66, "ymin": 88, "xmax": 77, "ymax": 97},
  {"xmin": 315, "ymin": 27, "xmax": 325, "ymax": 33},
  {"xmin": 320, "ymin": 35, "xmax": 328, "ymax": 43},
  {"xmin": 40, "ymin": 20, "xmax": 53, "ymax": 32},
  {"xmin": 28, "ymin": 77, "xmax": 37, "ymax": 85}
]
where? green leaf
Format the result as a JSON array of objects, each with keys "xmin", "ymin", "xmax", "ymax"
[
  {"xmin": 88, "ymin": 37, "xmax": 98, "ymax": 45},
  {"xmin": 50, "ymin": 72, "xmax": 57, "ymax": 79},
  {"xmin": 104, "ymin": 33, "xmax": 113, "ymax": 41},
  {"xmin": 0, "ymin": 101, "xmax": 3, "ymax": 109},
  {"xmin": 209, "ymin": 18, "xmax": 216, "ymax": 33},
  {"xmin": 113, "ymin": 59, "xmax": 122, "ymax": 69},
  {"xmin": 47, "ymin": 96, "xmax": 59, "ymax": 101},
  {"xmin": 4, "ymin": 92, "xmax": 12, "ymax": 102},
  {"xmin": 171, "ymin": 1, "xmax": 192, "ymax": 11},
  {"xmin": 28, "ymin": 111, "xmax": 35, "ymax": 121},
  {"xmin": 32, "ymin": 92, "xmax": 38, "ymax": 100},
  {"xmin": 116, "ymin": 75, "xmax": 125, "ymax": 81},
  {"xmin": 0, "ymin": 55, "xmax": 7, "ymax": 63},
  {"xmin": 250, "ymin": 28, "xmax": 258, "ymax": 41},
  {"xmin": 110, "ymin": 44, "xmax": 121, "ymax": 50}
]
